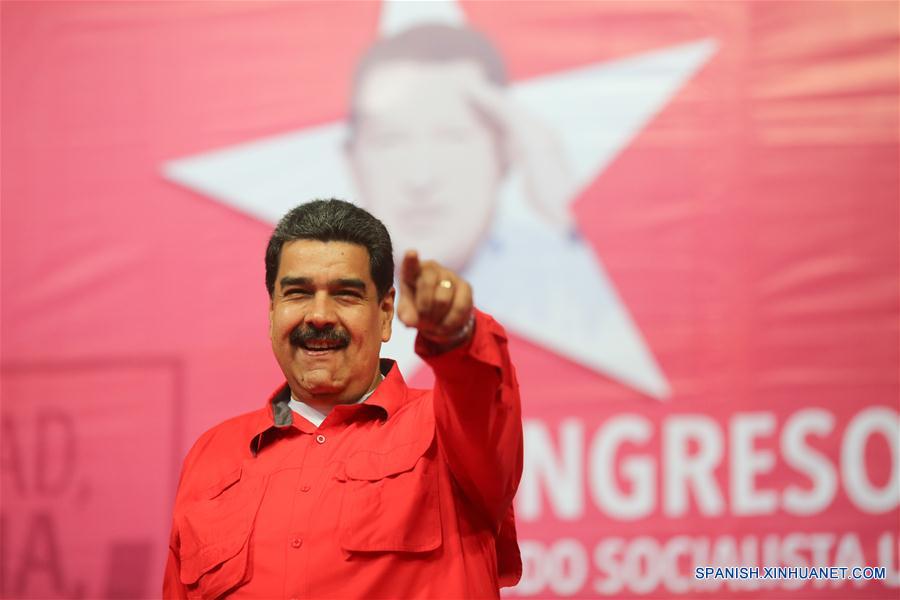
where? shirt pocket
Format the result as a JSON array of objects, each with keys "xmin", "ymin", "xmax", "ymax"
[
  {"xmin": 177, "ymin": 465, "xmax": 267, "ymax": 599},
  {"xmin": 335, "ymin": 430, "xmax": 441, "ymax": 554}
]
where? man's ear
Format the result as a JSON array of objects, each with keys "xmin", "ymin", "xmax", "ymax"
[
  {"xmin": 268, "ymin": 298, "xmax": 275, "ymax": 339},
  {"xmin": 380, "ymin": 287, "xmax": 395, "ymax": 343}
]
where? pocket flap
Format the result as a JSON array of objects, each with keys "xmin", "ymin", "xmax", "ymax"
[
  {"xmin": 339, "ymin": 399, "xmax": 435, "ymax": 481},
  {"xmin": 343, "ymin": 429, "xmax": 435, "ymax": 480},
  {"xmin": 179, "ymin": 537, "xmax": 247, "ymax": 587},
  {"xmin": 177, "ymin": 468, "xmax": 265, "ymax": 586},
  {"xmin": 201, "ymin": 466, "xmax": 242, "ymax": 500}
]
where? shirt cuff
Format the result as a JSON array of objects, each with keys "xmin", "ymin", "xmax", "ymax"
[{"xmin": 415, "ymin": 308, "xmax": 507, "ymax": 372}]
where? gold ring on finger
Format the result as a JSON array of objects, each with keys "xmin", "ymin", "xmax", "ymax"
[{"xmin": 439, "ymin": 279, "xmax": 453, "ymax": 290}]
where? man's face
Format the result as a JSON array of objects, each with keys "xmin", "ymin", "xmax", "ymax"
[
  {"xmin": 347, "ymin": 59, "xmax": 504, "ymax": 271},
  {"xmin": 269, "ymin": 240, "xmax": 394, "ymax": 405}
]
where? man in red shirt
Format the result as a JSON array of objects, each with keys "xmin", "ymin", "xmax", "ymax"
[{"xmin": 164, "ymin": 199, "xmax": 522, "ymax": 598}]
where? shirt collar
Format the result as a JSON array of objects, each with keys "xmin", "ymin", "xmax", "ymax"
[
  {"xmin": 364, "ymin": 359, "xmax": 409, "ymax": 419},
  {"xmin": 249, "ymin": 358, "xmax": 410, "ymax": 455}
]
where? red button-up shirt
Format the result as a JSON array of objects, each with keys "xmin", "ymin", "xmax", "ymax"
[{"xmin": 164, "ymin": 310, "xmax": 522, "ymax": 599}]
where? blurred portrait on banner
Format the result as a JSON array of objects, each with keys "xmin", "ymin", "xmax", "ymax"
[
  {"xmin": 2, "ymin": 0, "xmax": 898, "ymax": 598},
  {"xmin": 163, "ymin": 2, "xmax": 715, "ymax": 399}
]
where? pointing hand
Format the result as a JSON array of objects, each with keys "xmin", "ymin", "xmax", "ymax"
[{"xmin": 396, "ymin": 250, "xmax": 475, "ymax": 347}]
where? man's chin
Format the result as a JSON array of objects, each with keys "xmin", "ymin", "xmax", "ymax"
[{"xmin": 296, "ymin": 368, "xmax": 344, "ymax": 395}]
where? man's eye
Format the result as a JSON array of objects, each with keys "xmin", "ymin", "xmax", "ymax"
[
  {"xmin": 336, "ymin": 290, "xmax": 362, "ymax": 298},
  {"xmin": 284, "ymin": 289, "xmax": 311, "ymax": 297},
  {"xmin": 364, "ymin": 131, "xmax": 407, "ymax": 149}
]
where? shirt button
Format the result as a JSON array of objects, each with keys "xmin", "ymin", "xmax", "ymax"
[
  {"xmin": 291, "ymin": 538, "xmax": 303, "ymax": 549},
  {"xmin": 315, "ymin": 434, "xmax": 326, "ymax": 444},
  {"xmin": 300, "ymin": 484, "xmax": 311, "ymax": 493}
]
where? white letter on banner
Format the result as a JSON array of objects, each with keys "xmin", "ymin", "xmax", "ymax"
[
  {"xmin": 663, "ymin": 416, "xmax": 725, "ymax": 516},
  {"xmin": 516, "ymin": 540, "xmax": 548, "ymax": 596},
  {"xmin": 841, "ymin": 407, "xmax": 900, "ymax": 513},
  {"xmin": 781, "ymin": 409, "xmax": 837, "ymax": 515},
  {"xmin": 589, "ymin": 415, "xmax": 654, "ymax": 519},
  {"xmin": 518, "ymin": 419, "xmax": 584, "ymax": 521},
  {"xmin": 624, "ymin": 537, "xmax": 663, "ymax": 594},
  {"xmin": 731, "ymin": 412, "xmax": 777, "ymax": 515},
  {"xmin": 876, "ymin": 532, "xmax": 899, "ymax": 587},
  {"xmin": 593, "ymin": 538, "xmax": 625, "ymax": 596},
  {"xmin": 661, "ymin": 536, "xmax": 693, "ymax": 594},
  {"xmin": 833, "ymin": 533, "xmax": 867, "ymax": 589},
  {"xmin": 547, "ymin": 539, "xmax": 589, "ymax": 596}
]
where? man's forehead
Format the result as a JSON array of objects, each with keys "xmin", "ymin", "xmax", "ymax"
[
  {"xmin": 355, "ymin": 59, "xmax": 487, "ymax": 114},
  {"xmin": 278, "ymin": 240, "xmax": 372, "ymax": 280}
]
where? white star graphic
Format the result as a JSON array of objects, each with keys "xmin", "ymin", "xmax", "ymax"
[{"xmin": 162, "ymin": 1, "xmax": 717, "ymax": 399}]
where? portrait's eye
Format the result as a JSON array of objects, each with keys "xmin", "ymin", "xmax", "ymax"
[{"xmin": 361, "ymin": 127, "xmax": 408, "ymax": 150}]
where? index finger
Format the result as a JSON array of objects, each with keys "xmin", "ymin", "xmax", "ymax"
[{"xmin": 401, "ymin": 250, "xmax": 421, "ymax": 287}]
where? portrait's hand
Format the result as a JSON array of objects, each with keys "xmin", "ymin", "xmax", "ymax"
[
  {"xmin": 397, "ymin": 250, "xmax": 475, "ymax": 347},
  {"xmin": 465, "ymin": 78, "xmax": 579, "ymax": 233}
]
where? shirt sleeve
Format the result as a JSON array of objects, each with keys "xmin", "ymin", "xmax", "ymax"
[
  {"xmin": 416, "ymin": 308, "xmax": 523, "ymax": 527},
  {"xmin": 163, "ymin": 533, "xmax": 188, "ymax": 600},
  {"xmin": 162, "ymin": 433, "xmax": 211, "ymax": 600},
  {"xmin": 163, "ymin": 461, "xmax": 190, "ymax": 600}
]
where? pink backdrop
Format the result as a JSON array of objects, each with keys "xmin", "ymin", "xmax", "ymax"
[{"xmin": 2, "ymin": 1, "xmax": 898, "ymax": 598}]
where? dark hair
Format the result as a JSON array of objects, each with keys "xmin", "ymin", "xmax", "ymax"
[
  {"xmin": 349, "ymin": 24, "xmax": 507, "ymax": 128},
  {"xmin": 265, "ymin": 199, "xmax": 394, "ymax": 299}
]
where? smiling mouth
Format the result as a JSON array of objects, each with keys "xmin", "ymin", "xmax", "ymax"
[
  {"xmin": 290, "ymin": 325, "xmax": 350, "ymax": 354},
  {"xmin": 298, "ymin": 340, "xmax": 348, "ymax": 353}
]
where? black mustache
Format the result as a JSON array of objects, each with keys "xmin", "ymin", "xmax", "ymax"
[{"xmin": 289, "ymin": 326, "xmax": 350, "ymax": 348}]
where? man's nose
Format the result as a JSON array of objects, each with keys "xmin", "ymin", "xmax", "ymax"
[
  {"xmin": 305, "ymin": 292, "xmax": 337, "ymax": 328},
  {"xmin": 404, "ymin": 146, "xmax": 439, "ymax": 195}
]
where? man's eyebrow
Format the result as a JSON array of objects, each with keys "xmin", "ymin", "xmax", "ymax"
[
  {"xmin": 333, "ymin": 278, "xmax": 367, "ymax": 291},
  {"xmin": 279, "ymin": 276, "xmax": 313, "ymax": 288},
  {"xmin": 278, "ymin": 277, "xmax": 367, "ymax": 291}
]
